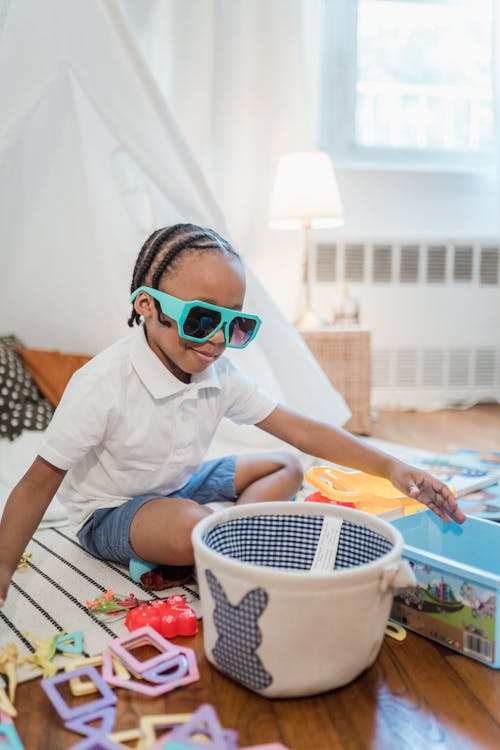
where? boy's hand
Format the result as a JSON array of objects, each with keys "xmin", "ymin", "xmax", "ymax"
[{"xmin": 390, "ymin": 464, "xmax": 467, "ymax": 524}]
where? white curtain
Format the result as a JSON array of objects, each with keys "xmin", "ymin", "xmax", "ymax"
[
  {"xmin": 122, "ymin": 0, "xmax": 324, "ymax": 293},
  {"xmin": 495, "ymin": 0, "xmax": 500, "ymax": 201},
  {"xmin": 0, "ymin": 0, "xmax": 350, "ymax": 468}
]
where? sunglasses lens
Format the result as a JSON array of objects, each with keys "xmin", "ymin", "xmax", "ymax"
[
  {"xmin": 183, "ymin": 306, "xmax": 221, "ymax": 339},
  {"xmin": 228, "ymin": 316, "xmax": 258, "ymax": 347}
]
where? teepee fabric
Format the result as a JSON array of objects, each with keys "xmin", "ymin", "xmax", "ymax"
[{"xmin": 0, "ymin": 0, "xmax": 350, "ymax": 460}]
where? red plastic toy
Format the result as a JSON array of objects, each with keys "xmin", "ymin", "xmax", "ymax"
[
  {"xmin": 124, "ymin": 595, "xmax": 198, "ymax": 638},
  {"xmin": 304, "ymin": 491, "xmax": 356, "ymax": 508}
]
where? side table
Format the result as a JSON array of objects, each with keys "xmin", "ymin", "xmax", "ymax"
[{"xmin": 300, "ymin": 326, "xmax": 372, "ymax": 434}]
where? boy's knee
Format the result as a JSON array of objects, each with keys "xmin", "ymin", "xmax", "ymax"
[
  {"xmin": 276, "ymin": 451, "xmax": 303, "ymax": 486},
  {"xmin": 177, "ymin": 501, "xmax": 212, "ymax": 547},
  {"xmin": 178, "ymin": 503, "xmax": 212, "ymax": 562},
  {"xmin": 130, "ymin": 496, "xmax": 211, "ymax": 565}
]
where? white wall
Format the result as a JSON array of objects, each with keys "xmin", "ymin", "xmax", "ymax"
[{"xmin": 255, "ymin": 167, "xmax": 500, "ymax": 321}]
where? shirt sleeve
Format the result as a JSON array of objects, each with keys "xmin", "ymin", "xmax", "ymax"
[
  {"xmin": 38, "ymin": 368, "xmax": 114, "ymax": 470},
  {"xmin": 219, "ymin": 358, "xmax": 278, "ymax": 425}
]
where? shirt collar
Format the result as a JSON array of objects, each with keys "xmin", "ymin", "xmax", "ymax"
[{"xmin": 129, "ymin": 325, "xmax": 221, "ymax": 399}]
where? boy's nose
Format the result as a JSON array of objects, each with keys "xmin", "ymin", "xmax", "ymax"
[{"xmin": 208, "ymin": 324, "xmax": 226, "ymax": 346}]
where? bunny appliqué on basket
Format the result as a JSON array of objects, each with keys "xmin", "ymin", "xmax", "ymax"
[{"xmin": 205, "ymin": 569, "xmax": 273, "ymax": 690}]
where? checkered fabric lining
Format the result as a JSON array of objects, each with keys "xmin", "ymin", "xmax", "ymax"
[{"xmin": 202, "ymin": 515, "xmax": 393, "ymax": 571}]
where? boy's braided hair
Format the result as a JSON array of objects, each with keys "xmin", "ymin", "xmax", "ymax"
[{"xmin": 128, "ymin": 223, "xmax": 240, "ymax": 327}]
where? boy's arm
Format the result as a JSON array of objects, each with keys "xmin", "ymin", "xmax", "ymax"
[
  {"xmin": 0, "ymin": 456, "xmax": 66, "ymax": 607},
  {"xmin": 256, "ymin": 405, "xmax": 466, "ymax": 524}
]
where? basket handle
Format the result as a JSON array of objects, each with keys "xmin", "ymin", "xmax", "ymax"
[{"xmin": 379, "ymin": 560, "xmax": 416, "ymax": 593}]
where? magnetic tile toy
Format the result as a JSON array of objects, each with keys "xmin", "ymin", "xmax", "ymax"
[
  {"xmin": 41, "ymin": 665, "xmax": 117, "ymax": 721},
  {"xmin": 107, "ymin": 625, "xmax": 178, "ymax": 675},
  {"xmin": 65, "ymin": 706, "xmax": 116, "ymax": 737},
  {"xmin": 65, "ymin": 654, "xmax": 130, "ymax": 696}
]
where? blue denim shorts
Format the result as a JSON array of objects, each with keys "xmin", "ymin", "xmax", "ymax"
[{"xmin": 77, "ymin": 456, "xmax": 236, "ymax": 566}]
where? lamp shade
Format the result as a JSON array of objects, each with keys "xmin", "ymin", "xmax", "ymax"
[{"xmin": 269, "ymin": 150, "xmax": 344, "ymax": 229}]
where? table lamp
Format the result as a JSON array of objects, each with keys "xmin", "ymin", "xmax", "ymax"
[{"xmin": 269, "ymin": 149, "xmax": 344, "ymax": 329}]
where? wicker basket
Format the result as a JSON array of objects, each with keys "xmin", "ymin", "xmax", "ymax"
[{"xmin": 301, "ymin": 326, "xmax": 372, "ymax": 434}]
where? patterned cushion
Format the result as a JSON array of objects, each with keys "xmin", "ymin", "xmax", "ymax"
[
  {"xmin": 0, "ymin": 336, "xmax": 54, "ymax": 440},
  {"xmin": 15, "ymin": 347, "xmax": 91, "ymax": 407}
]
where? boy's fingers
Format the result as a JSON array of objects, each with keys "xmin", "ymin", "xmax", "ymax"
[{"xmin": 425, "ymin": 495, "xmax": 466, "ymax": 524}]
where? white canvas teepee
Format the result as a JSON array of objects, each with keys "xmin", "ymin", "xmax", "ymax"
[{"xmin": 0, "ymin": 0, "xmax": 350, "ymax": 459}]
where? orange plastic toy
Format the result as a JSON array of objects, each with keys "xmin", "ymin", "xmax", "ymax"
[{"xmin": 304, "ymin": 466, "xmax": 426, "ymax": 516}]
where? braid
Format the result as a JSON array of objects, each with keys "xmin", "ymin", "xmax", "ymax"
[{"xmin": 127, "ymin": 223, "xmax": 240, "ymax": 327}]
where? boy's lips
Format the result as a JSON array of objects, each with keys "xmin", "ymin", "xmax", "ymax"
[{"xmin": 189, "ymin": 346, "xmax": 221, "ymax": 362}]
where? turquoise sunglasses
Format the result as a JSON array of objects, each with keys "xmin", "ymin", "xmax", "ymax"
[{"xmin": 131, "ymin": 286, "xmax": 261, "ymax": 348}]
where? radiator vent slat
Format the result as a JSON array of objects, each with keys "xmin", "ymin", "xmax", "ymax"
[
  {"xmin": 344, "ymin": 243, "xmax": 365, "ymax": 282},
  {"xmin": 426, "ymin": 245, "xmax": 447, "ymax": 283},
  {"xmin": 480, "ymin": 247, "xmax": 499, "ymax": 285},
  {"xmin": 372, "ymin": 350, "xmax": 392, "ymax": 387},
  {"xmin": 395, "ymin": 349, "xmax": 417, "ymax": 387},
  {"xmin": 399, "ymin": 245, "xmax": 419, "ymax": 283},
  {"xmin": 475, "ymin": 349, "xmax": 495, "ymax": 386},
  {"xmin": 453, "ymin": 246, "xmax": 473, "ymax": 281},
  {"xmin": 448, "ymin": 350, "xmax": 470, "ymax": 386},
  {"xmin": 422, "ymin": 350, "xmax": 444, "ymax": 386},
  {"xmin": 316, "ymin": 243, "xmax": 337, "ymax": 282},
  {"xmin": 372, "ymin": 244, "xmax": 392, "ymax": 282}
]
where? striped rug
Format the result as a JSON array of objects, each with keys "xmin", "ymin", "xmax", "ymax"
[{"xmin": 0, "ymin": 527, "xmax": 200, "ymax": 684}]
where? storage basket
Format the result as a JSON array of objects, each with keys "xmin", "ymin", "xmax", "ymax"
[{"xmin": 192, "ymin": 501, "xmax": 415, "ymax": 697}]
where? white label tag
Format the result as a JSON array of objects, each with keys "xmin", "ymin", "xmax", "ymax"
[{"xmin": 311, "ymin": 517, "xmax": 343, "ymax": 572}]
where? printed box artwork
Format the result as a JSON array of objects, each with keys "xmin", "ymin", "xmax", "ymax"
[
  {"xmin": 390, "ymin": 513, "xmax": 500, "ymax": 669},
  {"xmin": 391, "ymin": 562, "xmax": 496, "ymax": 665}
]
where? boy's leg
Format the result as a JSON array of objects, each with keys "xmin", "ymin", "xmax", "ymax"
[
  {"xmin": 234, "ymin": 451, "xmax": 303, "ymax": 505},
  {"xmin": 129, "ymin": 497, "xmax": 211, "ymax": 566},
  {"xmin": 129, "ymin": 451, "xmax": 302, "ymax": 564}
]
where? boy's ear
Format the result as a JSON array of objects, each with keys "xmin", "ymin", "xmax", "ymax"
[{"xmin": 133, "ymin": 291, "xmax": 155, "ymax": 320}]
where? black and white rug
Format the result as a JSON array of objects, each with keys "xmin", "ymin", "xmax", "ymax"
[{"xmin": 0, "ymin": 526, "xmax": 200, "ymax": 684}]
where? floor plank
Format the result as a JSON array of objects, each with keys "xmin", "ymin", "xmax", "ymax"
[{"xmin": 9, "ymin": 405, "xmax": 500, "ymax": 749}]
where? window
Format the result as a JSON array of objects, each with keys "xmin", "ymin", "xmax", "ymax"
[{"xmin": 320, "ymin": 0, "xmax": 494, "ymax": 171}]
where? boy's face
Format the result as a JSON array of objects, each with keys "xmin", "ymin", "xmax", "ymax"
[{"xmin": 134, "ymin": 252, "xmax": 246, "ymax": 382}]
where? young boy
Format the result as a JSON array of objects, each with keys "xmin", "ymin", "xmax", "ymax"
[{"xmin": 0, "ymin": 224, "xmax": 465, "ymax": 607}]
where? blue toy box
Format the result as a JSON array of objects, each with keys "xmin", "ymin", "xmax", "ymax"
[{"xmin": 390, "ymin": 511, "xmax": 500, "ymax": 668}]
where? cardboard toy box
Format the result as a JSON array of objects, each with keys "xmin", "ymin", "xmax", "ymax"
[{"xmin": 390, "ymin": 511, "xmax": 500, "ymax": 668}]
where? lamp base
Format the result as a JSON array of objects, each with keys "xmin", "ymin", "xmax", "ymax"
[{"xmin": 295, "ymin": 309, "xmax": 324, "ymax": 331}]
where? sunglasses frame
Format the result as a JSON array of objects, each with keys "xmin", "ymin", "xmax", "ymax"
[{"xmin": 131, "ymin": 285, "xmax": 261, "ymax": 348}]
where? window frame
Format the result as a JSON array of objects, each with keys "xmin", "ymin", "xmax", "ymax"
[{"xmin": 319, "ymin": 0, "xmax": 495, "ymax": 174}]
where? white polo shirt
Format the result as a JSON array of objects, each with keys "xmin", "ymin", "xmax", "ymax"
[{"xmin": 39, "ymin": 326, "xmax": 277, "ymax": 531}]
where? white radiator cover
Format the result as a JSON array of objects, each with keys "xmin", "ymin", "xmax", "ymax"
[{"xmin": 313, "ymin": 239, "xmax": 500, "ymax": 409}]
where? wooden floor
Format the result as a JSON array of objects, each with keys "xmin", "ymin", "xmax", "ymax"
[{"xmin": 11, "ymin": 405, "xmax": 500, "ymax": 749}]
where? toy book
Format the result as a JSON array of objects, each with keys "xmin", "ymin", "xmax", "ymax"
[
  {"xmin": 414, "ymin": 456, "xmax": 497, "ymax": 498},
  {"xmin": 414, "ymin": 450, "xmax": 500, "ymax": 520},
  {"xmin": 443, "ymin": 449, "xmax": 500, "ymax": 479},
  {"xmin": 457, "ymin": 482, "xmax": 500, "ymax": 522}
]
